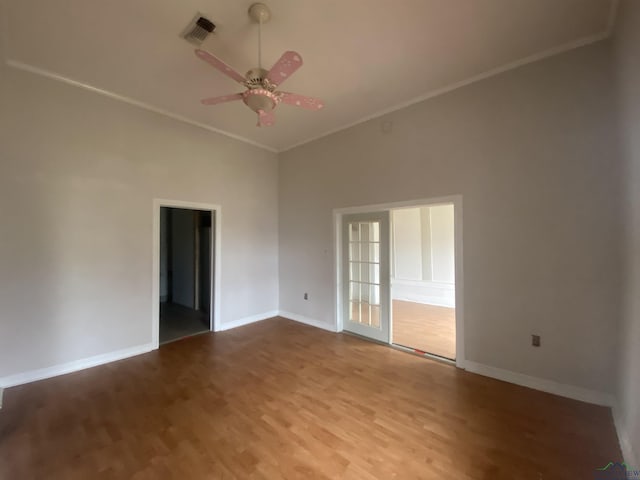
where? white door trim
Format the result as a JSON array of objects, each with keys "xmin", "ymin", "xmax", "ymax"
[
  {"xmin": 333, "ymin": 195, "xmax": 465, "ymax": 369},
  {"xmin": 152, "ymin": 199, "xmax": 222, "ymax": 349}
]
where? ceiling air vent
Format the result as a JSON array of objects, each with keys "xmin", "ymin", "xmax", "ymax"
[{"xmin": 182, "ymin": 15, "xmax": 216, "ymax": 45}]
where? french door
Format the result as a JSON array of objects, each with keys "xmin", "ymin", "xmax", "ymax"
[{"xmin": 342, "ymin": 212, "xmax": 391, "ymax": 343}]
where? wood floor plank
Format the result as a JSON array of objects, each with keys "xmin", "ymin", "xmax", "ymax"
[
  {"xmin": 392, "ymin": 300, "xmax": 456, "ymax": 359},
  {"xmin": 0, "ymin": 318, "xmax": 622, "ymax": 479}
]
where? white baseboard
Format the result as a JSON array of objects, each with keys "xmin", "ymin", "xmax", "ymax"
[
  {"xmin": 0, "ymin": 309, "xmax": 296, "ymax": 389},
  {"xmin": 464, "ymin": 360, "xmax": 614, "ymax": 407},
  {"xmin": 612, "ymin": 403, "xmax": 638, "ymax": 467},
  {"xmin": 392, "ymin": 295, "xmax": 455, "ymax": 308},
  {"xmin": 278, "ymin": 311, "xmax": 338, "ymax": 332},
  {"xmin": 0, "ymin": 343, "xmax": 154, "ymax": 389},
  {"xmin": 217, "ymin": 310, "xmax": 279, "ymax": 332},
  {"xmin": 392, "ymin": 279, "xmax": 456, "ymax": 308}
]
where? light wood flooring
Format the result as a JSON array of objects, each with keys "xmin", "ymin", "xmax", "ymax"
[
  {"xmin": 393, "ymin": 300, "xmax": 456, "ymax": 359},
  {"xmin": 0, "ymin": 318, "xmax": 621, "ymax": 479}
]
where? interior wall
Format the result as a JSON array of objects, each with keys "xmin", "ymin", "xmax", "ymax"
[
  {"xmin": 392, "ymin": 208, "xmax": 423, "ymax": 281},
  {"xmin": 198, "ymin": 212, "xmax": 212, "ymax": 314},
  {"xmin": 0, "ymin": 62, "xmax": 279, "ymax": 380},
  {"xmin": 420, "ymin": 207, "xmax": 433, "ymax": 280},
  {"xmin": 170, "ymin": 209, "xmax": 196, "ymax": 309},
  {"xmin": 392, "ymin": 205, "xmax": 456, "ymax": 307},
  {"xmin": 429, "ymin": 205, "xmax": 455, "ymax": 284},
  {"xmin": 279, "ymin": 42, "xmax": 622, "ymax": 394},
  {"xmin": 611, "ymin": 0, "xmax": 640, "ymax": 466},
  {"xmin": 159, "ymin": 207, "xmax": 169, "ymax": 300}
]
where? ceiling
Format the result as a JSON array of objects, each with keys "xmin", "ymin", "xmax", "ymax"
[{"xmin": 4, "ymin": 0, "xmax": 615, "ymax": 152}]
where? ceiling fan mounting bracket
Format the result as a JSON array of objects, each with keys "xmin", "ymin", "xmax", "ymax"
[{"xmin": 248, "ymin": 3, "xmax": 271, "ymax": 24}]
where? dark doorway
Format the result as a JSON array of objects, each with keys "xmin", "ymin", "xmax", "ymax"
[{"xmin": 159, "ymin": 207, "xmax": 213, "ymax": 344}]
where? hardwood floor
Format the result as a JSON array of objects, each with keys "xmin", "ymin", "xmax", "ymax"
[
  {"xmin": 0, "ymin": 318, "xmax": 621, "ymax": 479},
  {"xmin": 393, "ymin": 300, "xmax": 456, "ymax": 359}
]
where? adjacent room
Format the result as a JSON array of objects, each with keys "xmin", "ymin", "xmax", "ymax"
[
  {"xmin": 391, "ymin": 204, "xmax": 456, "ymax": 359},
  {"xmin": 1, "ymin": 0, "xmax": 639, "ymax": 478}
]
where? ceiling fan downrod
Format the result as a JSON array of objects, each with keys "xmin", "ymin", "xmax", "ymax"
[{"xmin": 248, "ymin": 3, "xmax": 272, "ymax": 70}]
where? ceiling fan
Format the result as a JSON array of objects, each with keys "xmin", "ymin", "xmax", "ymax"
[{"xmin": 194, "ymin": 3, "xmax": 324, "ymax": 127}]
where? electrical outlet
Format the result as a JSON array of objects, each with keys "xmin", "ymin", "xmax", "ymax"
[
  {"xmin": 532, "ymin": 335, "xmax": 541, "ymax": 347},
  {"xmin": 304, "ymin": 293, "xmax": 308, "ymax": 300}
]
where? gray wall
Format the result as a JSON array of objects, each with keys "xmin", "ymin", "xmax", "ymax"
[
  {"xmin": 0, "ymin": 59, "xmax": 279, "ymax": 379},
  {"xmin": 279, "ymin": 42, "xmax": 622, "ymax": 394},
  {"xmin": 612, "ymin": 0, "xmax": 640, "ymax": 466}
]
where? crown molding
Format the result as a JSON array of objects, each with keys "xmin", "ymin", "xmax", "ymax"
[
  {"xmin": 4, "ymin": 59, "xmax": 278, "ymax": 153},
  {"xmin": 279, "ymin": 29, "xmax": 612, "ymax": 153},
  {"xmin": 2, "ymin": 0, "xmax": 618, "ymax": 155}
]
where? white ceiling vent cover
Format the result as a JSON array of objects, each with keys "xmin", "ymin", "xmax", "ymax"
[{"xmin": 182, "ymin": 15, "xmax": 215, "ymax": 45}]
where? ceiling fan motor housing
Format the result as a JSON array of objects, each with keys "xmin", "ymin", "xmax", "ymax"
[{"xmin": 245, "ymin": 68, "xmax": 270, "ymax": 89}]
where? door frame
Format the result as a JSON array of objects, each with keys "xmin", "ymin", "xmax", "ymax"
[
  {"xmin": 333, "ymin": 195, "xmax": 465, "ymax": 369},
  {"xmin": 151, "ymin": 199, "xmax": 222, "ymax": 349}
]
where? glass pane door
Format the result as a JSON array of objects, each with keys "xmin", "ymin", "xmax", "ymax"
[{"xmin": 342, "ymin": 212, "xmax": 390, "ymax": 343}]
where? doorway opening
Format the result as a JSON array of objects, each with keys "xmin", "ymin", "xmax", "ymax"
[
  {"xmin": 159, "ymin": 207, "xmax": 214, "ymax": 344},
  {"xmin": 391, "ymin": 204, "xmax": 456, "ymax": 360},
  {"xmin": 336, "ymin": 197, "xmax": 463, "ymax": 367}
]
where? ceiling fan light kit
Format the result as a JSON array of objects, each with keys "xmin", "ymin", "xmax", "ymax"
[{"xmin": 194, "ymin": 3, "xmax": 324, "ymax": 127}]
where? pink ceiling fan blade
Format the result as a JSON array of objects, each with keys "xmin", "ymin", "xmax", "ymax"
[
  {"xmin": 279, "ymin": 92, "xmax": 324, "ymax": 110},
  {"xmin": 201, "ymin": 93, "xmax": 244, "ymax": 105},
  {"xmin": 194, "ymin": 49, "xmax": 246, "ymax": 85},
  {"xmin": 257, "ymin": 109, "xmax": 276, "ymax": 127},
  {"xmin": 265, "ymin": 51, "xmax": 303, "ymax": 87}
]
